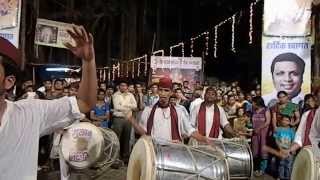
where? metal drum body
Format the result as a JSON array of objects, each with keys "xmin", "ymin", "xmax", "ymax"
[
  {"xmin": 60, "ymin": 122, "xmax": 119, "ymax": 170},
  {"xmin": 127, "ymin": 136, "xmax": 229, "ymax": 180},
  {"xmin": 189, "ymin": 138, "xmax": 253, "ymax": 179},
  {"xmin": 291, "ymin": 146, "xmax": 320, "ymax": 180}
]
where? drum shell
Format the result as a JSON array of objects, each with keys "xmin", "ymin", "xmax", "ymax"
[
  {"xmin": 127, "ymin": 136, "xmax": 229, "ymax": 180},
  {"xmin": 189, "ymin": 138, "xmax": 253, "ymax": 179}
]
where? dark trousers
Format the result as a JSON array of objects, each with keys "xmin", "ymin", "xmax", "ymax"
[{"xmin": 111, "ymin": 117, "xmax": 132, "ymax": 162}]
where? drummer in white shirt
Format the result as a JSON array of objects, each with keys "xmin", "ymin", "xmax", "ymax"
[
  {"xmin": 127, "ymin": 77, "xmax": 208, "ymax": 143},
  {"xmin": 190, "ymin": 87, "xmax": 237, "ymax": 139}
]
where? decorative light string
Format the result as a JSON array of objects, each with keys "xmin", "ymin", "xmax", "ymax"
[
  {"xmin": 108, "ymin": 68, "xmax": 111, "ymax": 82},
  {"xmin": 132, "ymin": 61, "xmax": 135, "ymax": 78},
  {"xmin": 144, "ymin": 55, "xmax": 148, "ymax": 76},
  {"xmin": 249, "ymin": 3, "xmax": 254, "ymax": 44},
  {"xmin": 137, "ymin": 59, "xmax": 141, "ymax": 76},
  {"xmin": 152, "ymin": 50, "xmax": 164, "ymax": 56},
  {"xmin": 112, "ymin": 64, "xmax": 116, "ymax": 80},
  {"xmin": 117, "ymin": 62, "xmax": 120, "ymax": 78},
  {"xmin": 126, "ymin": 62, "xmax": 129, "ymax": 77},
  {"xmin": 231, "ymin": 14, "xmax": 236, "ymax": 53},
  {"xmin": 205, "ymin": 32, "xmax": 209, "ymax": 56},
  {"xmin": 190, "ymin": 38, "xmax": 194, "ymax": 57},
  {"xmin": 181, "ymin": 42, "xmax": 184, "ymax": 57},
  {"xmin": 214, "ymin": 25, "xmax": 218, "ymax": 58}
]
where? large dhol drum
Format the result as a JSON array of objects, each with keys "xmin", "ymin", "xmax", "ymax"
[
  {"xmin": 189, "ymin": 138, "xmax": 253, "ymax": 179},
  {"xmin": 60, "ymin": 122, "xmax": 120, "ymax": 170},
  {"xmin": 127, "ymin": 136, "xmax": 229, "ymax": 180},
  {"xmin": 291, "ymin": 146, "xmax": 320, "ymax": 180}
]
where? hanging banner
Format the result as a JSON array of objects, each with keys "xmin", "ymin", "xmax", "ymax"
[
  {"xmin": 0, "ymin": 0, "xmax": 21, "ymax": 47},
  {"xmin": 150, "ymin": 56, "xmax": 202, "ymax": 88},
  {"xmin": 261, "ymin": 37, "xmax": 311, "ymax": 107},
  {"xmin": 35, "ymin": 18, "xmax": 76, "ymax": 48},
  {"xmin": 262, "ymin": 0, "xmax": 312, "ymax": 107},
  {"xmin": 263, "ymin": 0, "xmax": 312, "ymax": 36}
]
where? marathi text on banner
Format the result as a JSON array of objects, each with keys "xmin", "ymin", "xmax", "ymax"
[{"xmin": 35, "ymin": 18, "xmax": 76, "ymax": 48}]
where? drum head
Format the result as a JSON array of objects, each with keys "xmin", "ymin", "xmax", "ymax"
[
  {"xmin": 127, "ymin": 136, "xmax": 156, "ymax": 180},
  {"xmin": 60, "ymin": 122, "xmax": 104, "ymax": 169},
  {"xmin": 292, "ymin": 147, "xmax": 315, "ymax": 180}
]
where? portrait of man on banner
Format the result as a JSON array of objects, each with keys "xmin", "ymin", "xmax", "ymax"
[{"xmin": 263, "ymin": 52, "xmax": 305, "ymax": 107}]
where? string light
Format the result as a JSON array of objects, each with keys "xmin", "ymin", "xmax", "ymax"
[
  {"xmin": 117, "ymin": 62, "xmax": 120, "ymax": 78},
  {"xmin": 214, "ymin": 25, "xmax": 218, "ymax": 58},
  {"xmin": 190, "ymin": 38, "xmax": 194, "ymax": 57},
  {"xmin": 205, "ymin": 32, "xmax": 209, "ymax": 56},
  {"xmin": 231, "ymin": 14, "xmax": 236, "ymax": 53},
  {"xmin": 249, "ymin": 3, "xmax": 254, "ymax": 44},
  {"xmin": 112, "ymin": 64, "xmax": 115, "ymax": 81},
  {"xmin": 181, "ymin": 42, "xmax": 184, "ymax": 57},
  {"xmin": 132, "ymin": 61, "xmax": 135, "ymax": 78},
  {"xmin": 126, "ymin": 62, "xmax": 129, "ymax": 77},
  {"xmin": 137, "ymin": 59, "xmax": 140, "ymax": 76},
  {"xmin": 108, "ymin": 68, "xmax": 111, "ymax": 82},
  {"xmin": 144, "ymin": 55, "xmax": 148, "ymax": 76}
]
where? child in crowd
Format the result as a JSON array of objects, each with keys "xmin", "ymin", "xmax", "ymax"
[
  {"xmin": 233, "ymin": 107, "xmax": 252, "ymax": 139},
  {"xmin": 273, "ymin": 114, "xmax": 295, "ymax": 180},
  {"xmin": 90, "ymin": 89, "xmax": 111, "ymax": 128}
]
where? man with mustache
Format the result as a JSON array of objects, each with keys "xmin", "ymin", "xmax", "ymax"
[
  {"xmin": 263, "ymin": 52, "xmax": 305, "ymax": 107},
  {"xmin": 127, "ymin": 77, "xmax": 208, "ymax": 143}
]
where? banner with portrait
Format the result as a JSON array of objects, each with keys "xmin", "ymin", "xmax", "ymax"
[
  {"xmin": 0, "ymin": 0, "xmax": 21, "ymax": 47},
  {"xmin": 261, "ymin": 37, "xmax": 311, "ymax": 106},
  {"xmin": 35, "ymin": 18, "xmax": 76, "ymax": 48},
  {"xmin": 150, "ymin": 56, "xmax": 202, "ymax": 88}
]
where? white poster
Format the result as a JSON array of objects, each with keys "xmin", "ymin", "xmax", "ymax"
[
  {"xmin": 0, "ymin": 0, "xmax": 21, "ymax": 47},
  {"xmin": 35, "ymin": 18, "xmax": 76, "ymax": 48},
  {"xmin": 263, "ymin": 0, "xmax": 312, "ymax": 36},
  {"xmin": 150, "ymin": 56, "xmax": 202, "ymax": 88}
]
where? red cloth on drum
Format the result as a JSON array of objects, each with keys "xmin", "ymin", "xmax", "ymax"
[
  {"xmin": 146, "ymin": 102, "xmax": 181, "ymax": 141},
  {"xmin": 303, "ymin": 109, "xmax": 316, "ymax": 146},
  {"xmin": 197, "ymin": 102, "xmax": 220, "ymax": 138}
]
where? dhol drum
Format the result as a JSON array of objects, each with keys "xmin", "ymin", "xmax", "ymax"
[
  {"xmin": 60, "ymin": 122, "xmax": 120, "ymax": 170},
  {"xmin": 291, "ymin": 146, "xmax": 320, "ymax": 180},
  {"xmin": 127, "ymin": 136, "xmax": 229, "ymax": 180},
  {"xmin": 189, "ymin": 138, "xmax": 253, "ymax": 179}
]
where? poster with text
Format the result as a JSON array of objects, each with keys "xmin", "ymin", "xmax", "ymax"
[
  {"xmin": 150, "ymin": 56, "xmax": 202, "ymax": 88},
  {"xmin": 0, "ymin": 0, "xmax": 21, "ymax": 47},
  {"xmin": 261, "ymin": 36, "xmax": 311, "ymax": 106}
]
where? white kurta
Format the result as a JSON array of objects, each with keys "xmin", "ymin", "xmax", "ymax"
[
  {"xmin": 190, "ymin": 103, "xmax": 229, "ymax": 139},
  {"xmin": 294, "ymin": 110, "xmax": 313, "ymax": 147},
  {"xmin": 140, "ymin": 105, "xmax": 195, "ymax": 142},
  {"xmin": 0, "ymin": 97, "xmax": 82, "ymax": 180}
]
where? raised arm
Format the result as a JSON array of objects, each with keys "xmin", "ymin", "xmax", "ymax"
[{"xmin": 65, "ymin": 26, "xmax": 97, "ymax": 113}]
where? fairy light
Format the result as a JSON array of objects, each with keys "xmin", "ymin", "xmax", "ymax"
[
  {"xmin": 117, "ymin": 62, "xmax": 120, "ymax": 78},
  {"xmin": 190, "ymin": 38, "xmax": 194, "ymax": 57},
  {"xmin": 181, "ymin": 42, "xmax": 184, "ymax": 57},
  {"xmin": 137, "ymin": 59, "xmax": 141, "ymax": 76},
  {"xmin": 214, "ymin": 25, "xmax": 218, "ymax": 58},
  {"xmin": 108, "ymin": 68, "xmax": 111, "ymax": 82},
  {"xmin": 231, "ymin": 14, "xmax": 236, "ymax": 53},
  {"xmin": 205, "ymin": 32, "xmax": 209, "ymax": 56},
  {"xmin": 249, "ymin": 3, "xmax": 253, "ymax": 44},
  {"xmin": 144, "ymin": 55, "xmax": 148, "ymax": 76},
  {"xmin": 126, "ymin": 62, "xmax": 129, "ymax": 77},
  {"xmin": 132, "ymin": 61, "xmax": 135, "ymax": 78},
  {"xmin": 112, "ymin": 64, "xmax": 115, "ymax": 80}
]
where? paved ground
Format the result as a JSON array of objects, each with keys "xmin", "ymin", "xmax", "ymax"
[{"xmin": 38, "ymin": 167, "xmax": 275, "ymax": 180}]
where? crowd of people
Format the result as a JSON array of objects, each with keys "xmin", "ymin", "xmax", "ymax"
[{"xmin": 13, "ymin": 73, "xmax": 320, "ymax": 179}]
